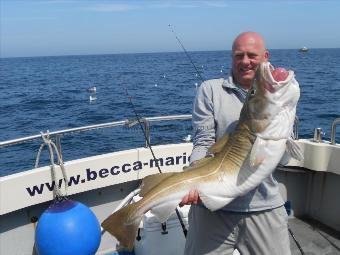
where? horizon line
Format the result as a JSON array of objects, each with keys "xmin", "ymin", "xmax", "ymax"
[{"xmin": 1, "ymin": 47, "xmax": 339, "ymax": 59}]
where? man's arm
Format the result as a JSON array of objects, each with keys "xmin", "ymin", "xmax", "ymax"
[
  {"xmin": 180, "ymin": 82, "xmax": 216, "ymax": 206},
  {"xmin": 190, "ymin": 81, "xmax": 216, "ymax": 163}
]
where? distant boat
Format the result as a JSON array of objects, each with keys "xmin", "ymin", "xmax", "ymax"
[{"xmin": 299, "ymin": 47, "xmax": 309, "ymax": 52}]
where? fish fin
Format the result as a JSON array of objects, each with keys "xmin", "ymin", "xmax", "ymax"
[
  {"xmin": 102, "ymin": 201, "xmax": 142, "ymax": 251},
  {"xmin": 208, "ymin": 133, "xmax": 229, "ymax": 154},
  {"xmin": 150, "ymin": 199, "xmax": 180, "ymax": 223},
  {"xmin": 249, "ymin": 137, "xmax": 267, "ymax": 168},
  {"xmin": 198, "ymin": 190, "xmax": 234, "ymax": 211},
  {"xmin": 140, "ymin": 173, "xmax": 175, "ymax": 197},
  {"xmin": 286, "ymin": 138, "xmax": 304, "ymax": 161}
]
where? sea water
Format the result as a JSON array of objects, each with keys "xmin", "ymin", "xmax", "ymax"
[{"xmin": 0, "ymin": 49, "xmax": 339, "ymax": 176}]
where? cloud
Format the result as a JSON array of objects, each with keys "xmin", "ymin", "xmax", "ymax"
[
  {"xmin": 84, "ymin": 3, "xmax": 139, "ymax": 12},
  {"xmin": 33, "ymin": 0, "xmax": 79, "ymax": 4},
  {"xmin": 202, "ymin": 1, "xmax": 229, "ymax": 8},
  {"xmin": 84, "ymin": 1, "xmax": 229, "ymax": 12},
  {"xmin": 151, "ymin": 1, "xmax": 229, "ymax": 9},
  {"xmin": 150, "ymin": 2, "xmax": 200, "ymax": 9}
]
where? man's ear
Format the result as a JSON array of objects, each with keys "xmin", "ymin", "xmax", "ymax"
[{"xmin": 264, "ymin": 50, "xmax": 269, "ymax": 61}]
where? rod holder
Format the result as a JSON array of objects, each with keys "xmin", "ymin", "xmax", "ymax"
[{"xmin": 313, "ymin": 128, "xmax": 323, "ymax": 143}]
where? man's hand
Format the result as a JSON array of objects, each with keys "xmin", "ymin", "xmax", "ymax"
[{"xmin": 179, "ymin": 189, "xmax": 201, "ymax": 207}]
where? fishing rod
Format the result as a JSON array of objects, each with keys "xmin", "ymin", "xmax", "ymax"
[
  {"xmin": 121, "ymin": 24, "xmax": 210, "ymax": 239},
  {"xmin": 169, "ymin": 25, "xmax": 305, "ymax": 255},
  {"xmin": 122, "ymin": 85, "xmax": 188, "ymax": 237},
  {"xmin": 168, "ymin": 24, "xmax": 206, "ymax": 84}
]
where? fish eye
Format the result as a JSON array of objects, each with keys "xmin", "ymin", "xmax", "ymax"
[{"xmin": 250, "ymin": 88, "xmax": 256, "ymax": 96}]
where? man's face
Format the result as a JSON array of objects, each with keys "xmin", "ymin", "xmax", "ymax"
[{"xmin": 232, "ymin": 38, "xmax": 268, "ymax": 89}]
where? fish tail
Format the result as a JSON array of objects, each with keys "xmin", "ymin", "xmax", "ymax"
[{"xmin": 102, "ymin": 201, "xmax": 143, "ymax": 251}]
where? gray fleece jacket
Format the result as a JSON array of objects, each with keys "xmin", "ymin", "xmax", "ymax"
[{"xmin": 190, "ymin": 77, "xmax": 284, "ymax": 212}]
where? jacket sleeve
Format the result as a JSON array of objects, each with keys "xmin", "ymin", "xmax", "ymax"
[{"xmin": 190, "ymin": 82, "xmax": 216, "ymax": 163}]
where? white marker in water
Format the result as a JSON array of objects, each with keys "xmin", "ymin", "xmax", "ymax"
[
  {"xmin": 89, "ymin": 95, "xmax": 97, "ymax": 102},
  {"xmin": 182, "ymin": 134, "xmax": 192, "ymax": 142}
]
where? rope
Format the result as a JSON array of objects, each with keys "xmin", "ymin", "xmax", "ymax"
[{"xmin": 35, "ymin": 131, "xmax": 68, "ymax": 200}]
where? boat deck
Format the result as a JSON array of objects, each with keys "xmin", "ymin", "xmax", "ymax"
[{"xmin": 289, "ymin": 217, "xmax": 340, "ymax": 255}]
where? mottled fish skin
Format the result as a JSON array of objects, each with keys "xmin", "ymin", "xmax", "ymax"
[{"xmin": 101, "ymin": 61, "xmax": 301, "ymax": 250}]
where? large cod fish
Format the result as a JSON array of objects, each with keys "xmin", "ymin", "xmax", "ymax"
[{"xmin": 102, "ymin": 62, "xmax": 302, "ymax": 250}]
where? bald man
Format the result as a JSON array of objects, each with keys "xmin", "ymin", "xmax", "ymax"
[{"xmin": 182, "ymin": 32, "xmax": 291, "ymax": 255}]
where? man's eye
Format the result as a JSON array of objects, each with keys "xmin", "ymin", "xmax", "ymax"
[{"xmin": 248, "ymin": 54, "xmax": 258, "ymax": 59}]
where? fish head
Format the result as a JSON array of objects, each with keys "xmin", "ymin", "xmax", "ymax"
[{"xmin": 241, "ymin": 61, "xmax": 300, "ymax": 135}]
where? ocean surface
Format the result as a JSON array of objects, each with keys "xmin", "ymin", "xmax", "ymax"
[{"xmin": 0, "ymin": 49, "xmax": 339, "ymax": 176}]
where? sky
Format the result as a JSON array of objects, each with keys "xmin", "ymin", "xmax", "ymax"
[{"xmin": 1, "ymin": 0, "xmax": 340, "ymax": 58}]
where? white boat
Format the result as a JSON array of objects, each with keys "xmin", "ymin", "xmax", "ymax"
[
  {"xmin": 299, "ymin": 47, "xmax": 309, "ymax": 52},
  {"xmin": 1, "ymin": 115, "xmax": 340, "ymax": 254}
]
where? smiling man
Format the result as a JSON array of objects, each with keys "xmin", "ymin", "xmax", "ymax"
[
  {"xmin": 182, "ymin": 32, "xmax": 291, "ymax": 255},
  {"xmin": 232, "ymin": 32, "xmax": 269, "ymax": 89}
]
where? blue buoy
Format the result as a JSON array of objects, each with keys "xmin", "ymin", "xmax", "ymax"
[{"xmin": 35, "ymin": 199, "xmax": 101, "ymax": 255}]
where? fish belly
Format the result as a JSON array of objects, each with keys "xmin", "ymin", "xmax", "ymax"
[
  {"xmin": 197, "ymin": 139, "xmax": 286, "ymax": 212},
  {"xmin": 146, "ymin": 186, "xmax": 192, "ymax": 223}
]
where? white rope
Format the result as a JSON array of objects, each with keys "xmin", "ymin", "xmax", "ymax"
[{"xmin": 35, "ymin": 131, "xmax": 68, "ymax": 198}]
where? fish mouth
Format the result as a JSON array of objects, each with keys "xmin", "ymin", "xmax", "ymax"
[{"xmin": 258, "ymin": 62, "xmax": 293, "ymax": 93}]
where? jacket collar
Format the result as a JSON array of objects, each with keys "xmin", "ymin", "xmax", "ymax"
[{"xmin": 222, "ymin": 75, "xmax": 249, "ymax": 100}]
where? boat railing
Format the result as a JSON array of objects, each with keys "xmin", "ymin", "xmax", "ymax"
[
  {"xmin": 331, "ymin": 118, "xmax": 340, "ymax": 145},
  {"xmin": 294, "ymin": 116, "xmax": 299, "ymax": 140},
  {"xmin": 0, "ymin": 115, "xmax": 193, "ymax": 150},
  {"xmin": 0, "ymin": 114, "xmax": 303, "ymax": 150}
]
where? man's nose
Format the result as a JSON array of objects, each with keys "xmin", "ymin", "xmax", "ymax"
[{"xmin": 241, "ymin": 54, "xmax": 250, "ymax": 64}]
